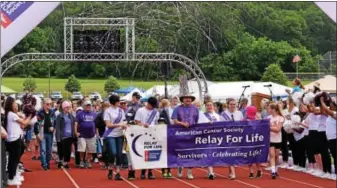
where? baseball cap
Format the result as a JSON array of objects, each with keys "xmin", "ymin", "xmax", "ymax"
[
  {"xmin": 132, "ymin": 92, "xmax": 141, "ymax": 99},
  {"xmin": 120, "ymin": 99, "xmax": 127, "ymax": 103},
  {"xmin": 84, "ymin": 100, "xmax": 92, "ymax": 106}
]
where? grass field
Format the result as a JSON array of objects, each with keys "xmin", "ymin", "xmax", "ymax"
[
  {"xmin": 2, "ymin": 77, "xmax": 178, "ymax": 98},
  {"xmin": 2, "ymin": 77, "xmax": 311, "ymax": 98}
]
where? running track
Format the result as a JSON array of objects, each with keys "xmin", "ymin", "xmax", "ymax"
[{"xmin": 14, "ymin": 154, "xmax": 336, "ymax": 188}]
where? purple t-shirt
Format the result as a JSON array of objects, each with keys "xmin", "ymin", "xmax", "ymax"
[
  {"xmin": 171, "ymin": 105, "xmax": 199, "ymax": 125},
  {"xmin": 76, "ymin": 110, "xmax": 97, "ymax": 138}
]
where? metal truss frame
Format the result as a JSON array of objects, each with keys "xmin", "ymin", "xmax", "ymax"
[{"xmin": 1, "ymin": 17, "xmax": 208, "ymax": 100}]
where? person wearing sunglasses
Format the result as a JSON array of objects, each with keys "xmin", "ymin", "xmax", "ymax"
[{"xmin": 34, "ymin": 98, "xmax": 56, "ymax": 171}]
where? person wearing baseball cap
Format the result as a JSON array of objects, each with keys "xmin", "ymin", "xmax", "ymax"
[
  {"xmin": 75, "ymin": 100, "xmax": 97, "ymax": 169},
  {"xmin": 55, "ymin": 101, "xmax": 75, "ymax": 169},
  {"xmin": 126, "ymin": 92, "xmax": 142, "ymax": 123}
]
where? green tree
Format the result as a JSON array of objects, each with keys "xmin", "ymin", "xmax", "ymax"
[
  {"xmin": 65, "ymin": 74, "xmax": 81, "ymax": 93},
  {"xmin": 104, "ymin": 76, "xmax": 120, "ymax": 93},
  {"xmin": 23, "ymin": 76, "xmax": 37, "ymax": 92},
  {"xmin": 261, "ymin": 64, "xmax": 288, "ymax": 86}
]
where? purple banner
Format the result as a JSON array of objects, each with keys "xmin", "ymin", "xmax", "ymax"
[
  {"xmin": 167, "ymin": 120, "xmax": 270, "ymax": 168},
  {"xmin": 1, "ymin": 1, "xmax": 33, "ymax": 28}
]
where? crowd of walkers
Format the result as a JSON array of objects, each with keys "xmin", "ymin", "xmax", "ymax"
[{"xmin": 0, "ymin": 78, "xmax": 336, "ymax": 186}]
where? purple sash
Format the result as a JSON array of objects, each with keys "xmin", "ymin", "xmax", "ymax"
[
  {"xmin": 204, "ymin": 112, "xmax": 217, "ymax": 122},
  {"xmin": 103, "ymin": 109, "xmax": 122, "ymax": 138},
  {"xmin": 146, "ymin": 110, "xmax": 158, "ymax": 125},
  {"xmin": 221, "ymin": 111, "xmax": 231, "ymax": 121}
]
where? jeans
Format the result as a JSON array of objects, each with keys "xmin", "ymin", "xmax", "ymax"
[
  {"xmin": 40, "ymin": 133, "xmax": 53, "ymax": 168},
  {"xmin": 96, "ymin": 137, "xmax": 102, "ymax": 154},
  {"xmin": 105, "ymin": 136, "xmax": 123, "ymax": 166}
]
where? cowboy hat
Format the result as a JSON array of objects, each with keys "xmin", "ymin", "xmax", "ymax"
[{"xmin": 179, "ymin": 93, "xmax": 196, "ymax": 102}]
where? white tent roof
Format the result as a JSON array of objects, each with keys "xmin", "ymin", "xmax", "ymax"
[
  {"xmin": 121, "ymin": 88, "xmax": 146, "ymax": 101},
  {"xmin": 208, "ymin": 81, "xmax": 292, "ymax": 103},
  {"xmin": 305, "ymin": 75, "xmax": 336, "ymax": 93},
  {"xmin": 145, "ymin": 85, "xmax": 173, "ymax": 97},
  {"xmin": 168, "ymin": 79, "xmax": 215, "ymax": 100}
]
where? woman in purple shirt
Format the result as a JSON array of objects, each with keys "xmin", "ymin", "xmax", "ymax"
[{"xmin": 55, "ymin": 101, "xmax": 75, "ymax": 169}]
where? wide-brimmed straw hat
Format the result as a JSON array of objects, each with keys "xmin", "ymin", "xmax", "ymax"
[{"xmin": 179, "ymin": 93, "xmax": 196, "ymax": 102}]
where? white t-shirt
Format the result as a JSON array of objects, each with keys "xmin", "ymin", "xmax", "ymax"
[
  {"xmin": 220, "ymin": 110, "xmax": 243, "ymax": 121},
  {"xmin": 198, "ymin": 111, "xmax": 221, "ymax": 123},
  {"xmin": 268, "ymin": 115, "xmax": 284, "ymax": 143},
  {"xmin": 103, "ymin": 107, "xmax": 126, "ymax": 137},
  {"xmin": 308, "ymin": 114, "xmax": 320, "ymax": 131},
  {"xmin": 318, "ymin": 115, "xmax": 328, "ymax": 132},
  {"xmin": 134, "ymin": 107, "xmax": 160, "ymax": 127},
  {"xmin": 283, "ymin": 107, "xmax": 299, "ymax": 119},
  {"xmin": 326, "ymin": 112, "xmax": 336, "ymax": 140},
  {"xmin": 6, "ymin": 112, "xmax": 23, "ymax": 142}
]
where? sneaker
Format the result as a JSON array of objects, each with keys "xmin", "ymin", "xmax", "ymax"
[
  {"xmin": 279, "ymin": 163, "xmax": 288, "ymax": 169},
  {"xmin": 148, "ymin": 171, "xmax": 155, "ymax": 180},
  {"xmin": 256, "ymin": 170, "xmax": 262, "ymax": 178},
  {"xmin": 264, "ymin": 166, "xmax": 271, "ymax": 171},
  {"xmin": 286, "ymin": 165, "xmax": 295, "ymax": 170},
  {"xmin": 115, "ymin": 173, "xmax": 123, "ymax": 181},
  {"xmin": 166, "ymin": 172, "xmax": 172, "ymax": 179},
  {"xmin": 275, "ymin": 172, "xmax": 279, "ymax": 177},
  {"xmin": 329, "ymin": 174, "xmax": 336, "ymax": 180},
  {"xmin": 108, "ymin": 169, "xmax": 113, "ymax": 180},
  {"xmin": 293, "ymin": 166, "xmax": 302, "ymax": 172},
  {"xmin": 128, "ymin": 171, "xmax": 135, "ymax": 180},
  {"xmin": 249, "ymin": 172, "xmax": 254, "ymax": 179},
  {"xmin": 43, "ymin": 166, "xmax": 48, "ymax": 171},
  {"xmin": 229, "ymin": 173, "xmax": 236, "ymax": 180},
  {"xmin": 94, "ymin": 158, "xmax": 99, "ymax": 164},
  {"xmin": 162, "ymin": 172, "xmax": 167, "ymax": 178},
  {"xmin": 321, "ymin": 173, "xmax": 332, "ymax": 179},
  {"xmin": 140, "ymin": 173, "xmax": 146, "ymax": 180},
  {"xmin": 208, "ymin": 173, "xmax": 214, "ymax": 180},
  {"xmin": 101, "ymin": 165, "xmax": 108, "ymax": 170},
  {"xmin": 86, "ymin": 161, "xmax": 92, "ymax": 169},
  {"xmin": 312, "ymin": 170, "xmax": 324, "ymax": 177},
  {"xmin": 7, "ymin": 179, "xmax": 22, "ymax": 186},
  {"xmin": 64, "ymin": 164, "xmax": 70, "ymax": 170},
  {"xmin": 15, "ymin": 175, "xmax": 24, "ymax": 182},
  {"xmin": 58, "ymin": 162, "xmax": 63, "ymax": 169},
  {"xmin": 271, "ymin": 172, "xmax": 277, "ymax": 179},
  {"xmin": 187, "ymin": 171, "xmax": 194, "ymax": 180},
  {"xmin": 306, "ymin": 168, "xmax": 315, "ymax": 174},
  {"xmin": 79, "ymin": 161, "xmax": 85, "ymax": 169},
  {"xmin": 178, "ymin": 167, "xmax": 183, "ymax": 178}
]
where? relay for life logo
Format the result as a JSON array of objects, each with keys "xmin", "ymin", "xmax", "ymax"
[
  {"xmin": 1, "ymin": 1, "xmax": 33, "ymax": 28},
  {"xmin": 130, "ymin": 131, "xmax": 163, "ymax": 162}
]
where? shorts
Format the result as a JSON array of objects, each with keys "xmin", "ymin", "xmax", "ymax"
[
  {"xmin": 77, "ymin": 137, "xmax": 97, "ymax": 153},
  {"xmin": 270, "ymin": 142, "xmax": 282, "ymax": 149}
]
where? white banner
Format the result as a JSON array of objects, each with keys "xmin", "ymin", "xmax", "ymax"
[
  {"xmin": 125, "ymin": 125, "xmax": 168, "ymax": 169},
  {"xmin": 315, "ymin": 2, "xmax": 336, "ymax": 23},
  {"xmin": 1, "ymin": 1, "xmax": 60, "ymax": 57}
]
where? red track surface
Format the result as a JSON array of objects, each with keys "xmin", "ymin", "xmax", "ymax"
[{"xmin": 13, "ymin": 154, "xmax": 336, "ymax": 188}]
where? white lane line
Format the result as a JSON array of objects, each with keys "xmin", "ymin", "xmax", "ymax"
[
  {"xmin": 114, "ymin": 172, "xmax": 140, "ymax": 188},
  {"xmin": 237, "ymin": 167, "xmax": 325, "ymax": 188},
  {"xmin": 197, "ymin": 168, "xmax": 261, "ymax": 188},
  {"xmin": 62, "ymin": 169, "xmax": 80, "ymax": 188},
  {"xmin": 154, "ymin": 169, "xmax": 200, "ymax": 188}
]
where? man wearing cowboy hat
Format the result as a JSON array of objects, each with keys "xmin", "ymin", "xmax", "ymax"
[{"xmin": 171, "ymin": 93, "xmax": 199, "ymax": 180}]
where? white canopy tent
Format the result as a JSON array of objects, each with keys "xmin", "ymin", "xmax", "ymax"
[
  {"xmin": 145, "ymin": 85, "xmax": 174, "ymax": 97},
  {"xmin": 305, "ymin": 75, "xmax": 336, "ymax": 93},
  {"xmin": 121, "ymin": 88, "xmax": 146, "ymax": 101}
]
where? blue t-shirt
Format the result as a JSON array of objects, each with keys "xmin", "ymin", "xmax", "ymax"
[
  {"xmin": 76, "ymin": 111, "xmax": 97, "ymax": 138},
  {"xmin": 63, "ymin": 114, "xmax": 72, "ymax": 139},
  {"xmin": 292, "ymin": 86, "xmax": 301, "ymax": 94}
]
